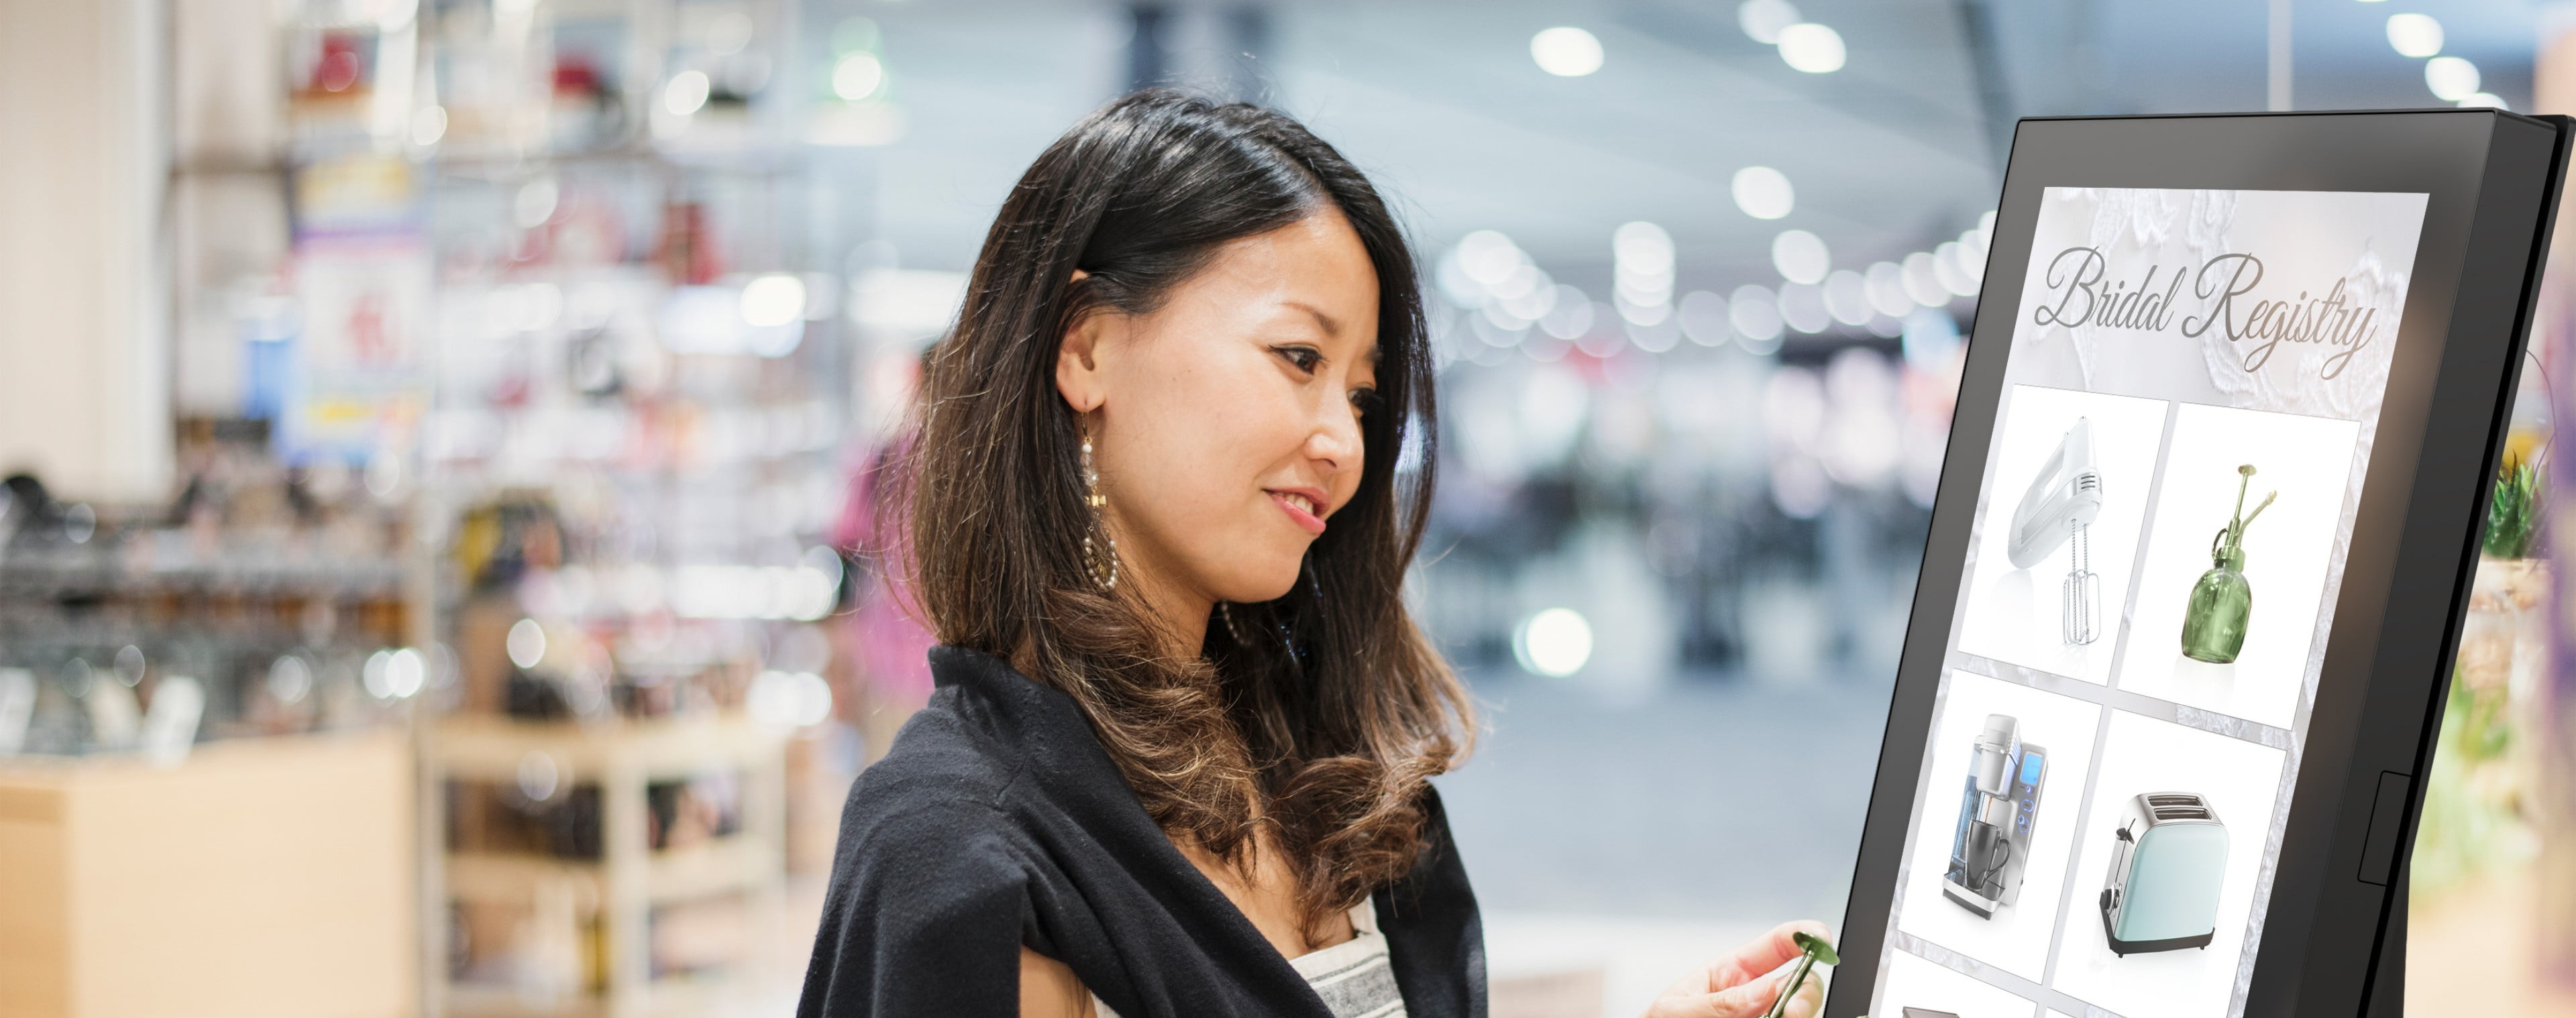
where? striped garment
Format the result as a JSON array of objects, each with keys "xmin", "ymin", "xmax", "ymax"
[{"xmin": 1093, "ymin": 901, "xmax": 1408, "ymax": 1018}]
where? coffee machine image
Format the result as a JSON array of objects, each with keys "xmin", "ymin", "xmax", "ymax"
[
  {"xmin": 1941, "ymin": 714, "xmax": 2047, "ymax": 918},
  {"xmin": 2098, "ymin": 791, "xmax": 2229, "ymax": 956}
]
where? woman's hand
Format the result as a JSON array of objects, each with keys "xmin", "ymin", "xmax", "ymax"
[{"xmin": 1642, "ymin": 920, "xmax": 1833, "ymax": 1018}]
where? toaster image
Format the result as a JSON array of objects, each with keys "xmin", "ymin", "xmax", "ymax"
[{"xmin": 2097, "ymin": 791, "xmax": 2228, "ymax": 956}]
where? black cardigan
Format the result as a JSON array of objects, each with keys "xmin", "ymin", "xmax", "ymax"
[{"xmin": 794, "ymin": 646, "xmax": 1487, "ymax": 1017}]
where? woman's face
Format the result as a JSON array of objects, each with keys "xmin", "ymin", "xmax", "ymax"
[{"xmin": 1056, "ymin": 210, "xmax": 1380, "ymax": 610}]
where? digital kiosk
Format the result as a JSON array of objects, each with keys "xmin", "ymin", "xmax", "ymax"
[{"xmin": 1833, "ymin": 109, "xmax": 2573, "ymax": 1018}]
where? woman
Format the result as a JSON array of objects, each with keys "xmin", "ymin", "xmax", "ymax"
[{"xmin": 797, "ymin": 90, "xmax": 1828, "ymax": 1018}]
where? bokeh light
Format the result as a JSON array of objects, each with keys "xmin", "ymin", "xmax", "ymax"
[{"xmin": 1531, "ymin": 27, "xmax": 1605, "ymax": 76}]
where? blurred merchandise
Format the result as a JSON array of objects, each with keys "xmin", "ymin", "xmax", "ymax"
[{"xmin": 0, "ymin": 427, "xmax": 421, "ymax": 756}]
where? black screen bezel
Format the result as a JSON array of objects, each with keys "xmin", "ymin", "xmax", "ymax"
[{"xmin": 1829, "ymin": 109, "xmax": 2569, "ymax": 1018}]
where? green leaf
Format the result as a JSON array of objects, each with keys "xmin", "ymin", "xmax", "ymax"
[
  {"xmin": 1794, "ymin": 930, "xmax": 1841, "ymax": 966},
  {"xmin": 2484, "ymin": 457, "xmax": 2544, "ymax": 559}
]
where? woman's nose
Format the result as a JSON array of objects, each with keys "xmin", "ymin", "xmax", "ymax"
[{"xmin": 1307, "ymin": 400, "xmax": 1362, "ymax": 473}]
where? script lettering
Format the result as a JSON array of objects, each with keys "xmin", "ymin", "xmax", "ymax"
[{"xmin": 2029, "ymin": 247, "xmax": 2379, "ymax": 380}]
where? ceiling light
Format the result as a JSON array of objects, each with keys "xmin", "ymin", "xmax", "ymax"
[
  {"xmin": 1626, "ymin": 316, "xmax": 1681, "ymax": 353},
  {"xmin": 2386, "ymin": 13, "xmax": 2443, "ymax": 58},
  {"xmin": 1953, "ymin": 233, "xmax": 1987, "ymax": 282},
  {"xmin": 1456, "ymin": 231, "xmax": 1523, "ymax": 286},
  {"xmin": 1778, "ymin": 283, "xmax": 1831, "ymax": 334},
  {"xmin": 1901, "ymin": 252, "xmax": 1948, "ymax": 307},
  {"xmin": 1538, "ymin": 286, "xmax": 1594, "ymax": 340},
  {"xmin": 1958, "ymin": 226, "xmax": 1990, "ymax": 263},
  {"xmin": 1491, "ymin": 262, "xmax": 1544, "ymax": 301},
  {"xmin": 1733, "ymin": 166, "xmax": 1795, "ymax": 219},
  {"xmin": 1613, "ymin": 221, "xmax": 1676, "ymax": 275},
  {"xmin": 1772, "ymin": 229, "xmax": 1831, "ymax": 285},
  {"xmin": 2459, "ymin": 92, "xmax": 2508, "ymax": 110},
  {"xmin": 1532, "ymin": 27, "xmax": 1604, "ymax": 77},
  {"xmin": 1824, "ymin": 270, "xmax": 1872, "ymax": 326},
  {"xmin": 1617, "ymin": 292, "xmax": 1672, "ymax": 325},
  {"xmin": 1933, "ymin": 243, "xmax": 1978, "ymax": 296},
  {"xmin": 1738, "ymin": 0, "xmax": 1801, "ymax": 44},
  {"xmin": 1730, "ymin": 284, "xmax": 1784, "ymax": 348},
  {"xmin": 1777, "ymin": 23, "xmax": 1846, "ymax": 74},
  {"xmin": 1678, "ymin": 290, "xmax": 1730, "ymax": 347},
  {"xmin": 1617, "ymin": 262, "xmax": 1673, "ymax": 296},
  {"xmin": 1500, "ymin": 268, "xmax": 1559, "ymax": 320},
  {"xmin": 2426, "ymin": 56, "xmax": 2480, "ymax": 102},
  {"xmin": 1865, "ymin": 262, "xmax": 1914, "ymax": 318}
]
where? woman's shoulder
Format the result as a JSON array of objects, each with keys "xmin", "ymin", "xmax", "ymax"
[{"xmin": 837, "ymin": 695, "xmax": 1034, "ymax": 846}]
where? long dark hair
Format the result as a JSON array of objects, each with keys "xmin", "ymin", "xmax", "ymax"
[{"xmin": 896, "ymin": 89, "xmax": 1471, "ymax": 931}]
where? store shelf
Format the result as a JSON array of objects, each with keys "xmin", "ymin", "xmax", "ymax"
[
  {"xmin": 431, "ymin": 714, "xmax": 782, "ymax": 781},
  {"xmin": 0, "ymin": 541, "xmax": 408, "ymax": 599},
  {"xmin": 444, "ymin": 974, "xmax": 749, "ymax": 1018},
  {"xmin": 447, "ymin": 836, "xmax": 777, "ymax": 907},
  {"xmin": 429, "ymin": 713, "xmax": 788, "ymax": 1018}
]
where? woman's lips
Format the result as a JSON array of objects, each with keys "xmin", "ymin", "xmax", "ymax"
[{"xmin": 1268, "ymin": 490, "xmax": 1327, "ymax": 535}]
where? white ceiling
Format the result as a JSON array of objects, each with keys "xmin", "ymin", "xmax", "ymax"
[{"xmin": 839, "ymin": 0, "xmax": 2540, "ymax": 308}]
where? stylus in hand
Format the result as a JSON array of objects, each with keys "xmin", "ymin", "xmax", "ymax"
[
  {"xmin": 1764, "ymin": 931, "xmax": 1839, "ymax": 1018},
  {"xmin": 1642, "ymin": 921, "xmax": 1833, "ymax": 1018}
]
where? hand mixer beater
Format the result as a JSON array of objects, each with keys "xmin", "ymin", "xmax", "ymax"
[{"xmin": 2006, "ymin": 418, "xmax": 2106, "ymax": 644}]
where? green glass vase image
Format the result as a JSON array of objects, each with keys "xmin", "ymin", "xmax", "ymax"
[{"xmin": 2182, "ymin": 464, "xmax": 2277, "ymax": 664}]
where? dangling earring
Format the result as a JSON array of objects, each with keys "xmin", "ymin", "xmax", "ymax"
[
  {"xmin": 1081, "ymin": 433, "xmax": 1118, "ymax": 590},
  {"xmin": 1217, "ymin": 602, "xmax": 1250, "ymax": 646}
]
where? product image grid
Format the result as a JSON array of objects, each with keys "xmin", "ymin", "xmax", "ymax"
[
  {"xmin": 1890, "ymin": 663, "xmax": 2293, "ymax": 1018},
  {"xmin": 1876, "ymin": 182, "xmax": 2428, "ymax": 1018},
  {"xmin": 1900, "ymin": 408, "xmax": 2337, "ymax": 1017}
]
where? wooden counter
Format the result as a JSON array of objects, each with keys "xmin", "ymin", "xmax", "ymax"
[{"xmin": 0, "ymin": 731, "xmax": 418, "ymax": 1018}]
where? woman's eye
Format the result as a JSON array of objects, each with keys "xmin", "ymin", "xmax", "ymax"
[
  {"xmin": 1273, "ymin": 345, "xmax": 1323, "ymax": 373},
  {"xmin": 1350, "ymin": 388, "xmax": 1381, "ymax": 417}
]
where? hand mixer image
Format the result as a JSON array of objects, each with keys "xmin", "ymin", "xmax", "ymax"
[
  {"xmin": 1941, "ymin": 714, "xmax": 2047, "ymax": 918},
  {"xmin": 2006, "ymin": 418, "xmax": 2106, "ymax": 644}
]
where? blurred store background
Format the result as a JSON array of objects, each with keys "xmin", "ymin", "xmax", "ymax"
[{"xmin": 0, "ymin": 1, "xmax": 2567, "ymax": 1016}]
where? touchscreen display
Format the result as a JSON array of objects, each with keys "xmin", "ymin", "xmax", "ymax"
[{"xmin": 1871, "ymin": 187, "xmax": 2428, "ymax": 1018}]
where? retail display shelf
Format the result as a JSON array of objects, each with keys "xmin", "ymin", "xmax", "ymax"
[
  {"xmin": 443, "ymin": 974, "xmax": 747, "ymax": 1018},
  {"xmin": 430, "ymin": 714, "xmax": 782, "ymax": 781},
  {"xmin": 447, "ymin": 836, "xmax": 777, "ymax": 906},
  {"xmin": 429, "ymin": 713, "xmax": 789, "ymax": 1018},
  {"xmin": 0, "ymin": 545, "xmax": 407, "ymax": 598}
]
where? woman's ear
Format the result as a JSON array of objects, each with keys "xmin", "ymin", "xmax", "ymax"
[{"xmin": 1056, "ymin": 271, "xmax": 1118, "ymax": 414}]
